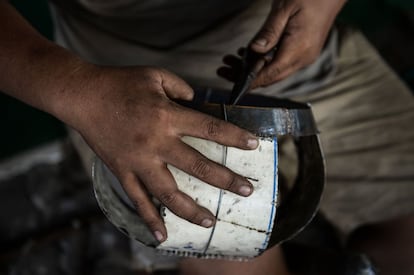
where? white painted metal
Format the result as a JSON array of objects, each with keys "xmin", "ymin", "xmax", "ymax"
[{"xmin": 157, "ymin": 136, "xmax": 278, "ymax": 258}]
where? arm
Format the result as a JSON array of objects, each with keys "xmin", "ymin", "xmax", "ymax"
[
  {"xmin": 219, "ymin": 0, "xmax": 346, "ymax": 87},
  {"xmin": 0, "ymin": 1, "xmax": 259, "ymax": 242}
]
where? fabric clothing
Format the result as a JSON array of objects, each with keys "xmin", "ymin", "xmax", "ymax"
[
  {"xmin": 50, "ymin": 0, "xmax": 252, "ymax": 48},
  {"xmin": 50, "ymin": 0, "xmax": 270, "ymax": 89},
  {"xmin": 52, "ymin": 0, "xmax": 414, "ymax": 262},
  {"xmin": 293, "ymin": 27, "xmax": 414, "ymax": 233},
  {"xmin": 50, "ymin": 0, "xmax": 337, "ymax": 98},
  {"xmin": 274, "ymin": 26, "xmax": 414, "ymax": 233}
]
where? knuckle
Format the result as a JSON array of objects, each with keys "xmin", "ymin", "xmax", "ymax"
[
  {"xmin": 223, "ymin": 174, "xmax": 238, "ymax": 191},
  {"xmin": 158, "ymin": 67, "xmax": 170, "ymax": 76},
  {"xmin": 187, "ymin": 209, "xmax": 203, "ymax": 223},
  {"xmin": 260, "ymin": 26, "xmax": 278, "ymax": 42},
  {"xmin": 202, "ymin": 118, "xmax": 222, "ymax": 138},
  {"xmin": 191, "ymin": 158, "xmax": 211, "ymax": 179},
  {"xmin": 143, "ymin": 67, "xmax": 163, "ymax": 82},
  {"xmin": 152, "ymin": 105, "xmax": 174, "ymax": 131},
  {"xmin": 132, "ymin": 199, "xmax": 146, "ymax": 213},
  {"xmin": 153, "ymin": 103, "xmax": 170, "ymax": 121},
  {"xmin": 270, "ymin": 65, "xmax": 282, "ymax": 77},
  {"xmin": 261, "ymin": 66, "xmax": 281, "ymax": 86},
  {"xmin": 159, "ymin": 191, "xmax": 178, "ymax": 205}
]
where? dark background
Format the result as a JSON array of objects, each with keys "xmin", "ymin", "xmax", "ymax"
[{"xmin": 1, "ymin": 0, "xmax": 414, "ymax": 160}]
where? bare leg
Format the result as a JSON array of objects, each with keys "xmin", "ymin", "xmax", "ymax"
[{"xmin": 179, "ymin": 245, "xmax": 290, "ymax": 275}]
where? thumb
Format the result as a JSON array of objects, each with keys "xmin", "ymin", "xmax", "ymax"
[
  {"xmin": 250, "ymin": 7, "xmax": 290, "ymax": 53},
  {"xmin": 159, "ymin": 69, "xmax": 194, "ymax": 101}
]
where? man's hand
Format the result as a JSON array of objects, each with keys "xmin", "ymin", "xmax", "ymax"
[
  {"xmin": 72, "ymin": 66, "xmax": 258, "ymax": 242},
  {"xmin": 218, "ymin": 0, "xmax": 346, "ymax": 88},
  {"xmin": 0, "ymin": 1, "xmax": 258, "ymax": 243}
]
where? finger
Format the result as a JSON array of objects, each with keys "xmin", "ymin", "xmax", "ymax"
[
  {"xmin": 139, "ymin": 162, "xmax": 216, "ymax": 228},
  {"xmin": 162, "ymin": 141, "xmax": 254, "ymax": 197},
  {"xmin": 159, "ymin": 69, "xmax": 194, "ymax": 101},
  {"xmin": 120, "ymin": 172, "xmax": 167, "ymax": 242},
  {"xmin": 250, "ymin": 5, "xmax": 293, "ymax": 53},
  {"xmin": 174, "ymin": 108, "xmax": 259, "ymax": 150},
  {"xmin": 252, "ymin": 35, "xmax": 303, "ymax": 87}
]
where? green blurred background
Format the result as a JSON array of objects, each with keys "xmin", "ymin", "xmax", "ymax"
[{"xmin": 1, "ymin": 0, "xmax": 414, "ymax": 160}]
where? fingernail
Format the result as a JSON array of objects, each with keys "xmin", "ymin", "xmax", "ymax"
[
  {"xmin": 239, "ymin": 185, "xmax": 252, "ymax": 196},
  {"xmin": 201, "ymin": 218, "xmax": 214, "ymax": 228},
  {"xmin": 247, "ymin": 138, "xmax": 259, "ymax": 149},
  {"xmin": 253, "ymin": 38, "xmax": 268, "ymax": 47},
  {"xmin": 154, "ymin": 231, "xmax": 164, "ymax": 242}
]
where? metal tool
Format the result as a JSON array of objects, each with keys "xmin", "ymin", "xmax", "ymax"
[{"xmin": 229, "ymin": 47, "xmax": 278, "ymax": 105}]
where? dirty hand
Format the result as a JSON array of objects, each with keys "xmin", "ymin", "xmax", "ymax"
[
  {"xmin": 71, "ymin": 66, "xmax": 258, "ymax": 242},
  {"xmin": 218, "ymin": 0, "xmax": 346, "ymax": 88},
  {"xmin": 0, "ymin": 0, "xmax": 257, "ymax": 243}
]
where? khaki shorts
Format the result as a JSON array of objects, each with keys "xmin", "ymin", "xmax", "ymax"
[{"xmin": 291, "ymin": 27, "xmax": 414, "ymax": 233}]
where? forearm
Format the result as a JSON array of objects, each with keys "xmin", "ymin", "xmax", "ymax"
[{"xmin": 0, "ymin": 1, "xmax": 95, "ymax": 127}]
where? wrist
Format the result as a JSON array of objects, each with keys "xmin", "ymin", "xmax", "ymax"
[
  {"xmin": 44, "ymin": 52, "xmax": 102, "ymax": 131},
  {"xmin": 0, "ymin": 38, "xmax": 98, "ymax": 128}
]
